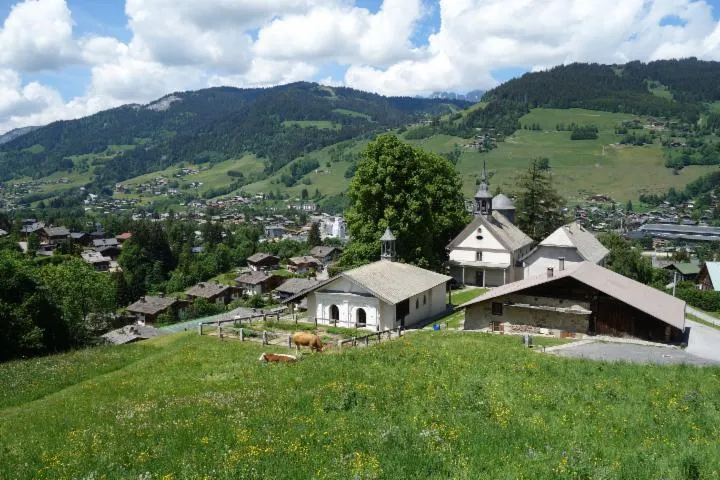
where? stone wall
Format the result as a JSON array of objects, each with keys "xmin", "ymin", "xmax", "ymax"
[{"xmin": 464, "ymin": 293, "xmax": 591, "ymax": 336}]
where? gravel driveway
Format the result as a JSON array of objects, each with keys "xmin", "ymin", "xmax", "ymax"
[{"xmin": 550, "ymin": 341, "xmax": 718, "ymax": 366}]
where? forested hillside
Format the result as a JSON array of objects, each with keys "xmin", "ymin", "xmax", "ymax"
[
  {"xmin": 0, "ymin": 82, "xmax": 468, "ymax": 186},
  {"xmin": 483, "ymin": 59, "xmax": 720, "ymax": 122}
]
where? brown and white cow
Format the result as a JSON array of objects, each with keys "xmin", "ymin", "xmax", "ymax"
[
  {"xmin": 259, "ymin": 352, "xmax": 297, "ymax": 363},
  {"xmin": 291, "ymin": 332, "xmax": 324, "ymax": 353}
]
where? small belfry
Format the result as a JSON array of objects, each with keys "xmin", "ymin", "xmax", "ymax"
[
  {"xmin": 474, "ymin": 160, "xmax": 493, "ymax": 217},
  {"xmin": 380, "ymin": 227, "xmax": 396, "ymax": 261}
]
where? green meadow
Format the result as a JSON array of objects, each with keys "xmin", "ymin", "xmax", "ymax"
[
  {"xmin": 407, "ymin": 108, "xmax": 716, "ymax": 203},
  {"xmin": 1, "ymin": 332, "xmax": 719, "ymax": 479}
]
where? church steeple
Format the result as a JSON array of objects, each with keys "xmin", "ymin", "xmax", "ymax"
[
  {"xmin": 474, "ymin": 160, "xmax": 492, "ymax": 217},
  {"xmin": 380, "ymin": 228, "xmax": 396, "ymax": 261}
]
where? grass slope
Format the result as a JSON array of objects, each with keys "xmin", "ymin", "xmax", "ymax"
[
  {"xmin": 407, "ymin": 108, "xmax": 716, "ymax": 203},
  {"xmin": 1, "ymin": 332, "xmax": 719, "ymax": 479}
]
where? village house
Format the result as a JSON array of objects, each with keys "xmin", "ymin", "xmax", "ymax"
[
  {"xmin": 40, "ymin": 226, "xmax": 70, "ymax": 244},
  {"xmin": 246, "ymin": 252, "xmax": 280, "ymax": 271},
  {"xmin": 115, "ymin": 232, "xmax": 132, "ymax": 243},
  {"xmin": 185, "ymin": 282, "xmax": 240, "ymax": 305},
  {"xmin": 101, "ymin": 325, "xmax": 165, "ymax": 345},
  {"xmin": 447, "ymin": 163, "xmax": 534, "ymax": 287},
  {"xmin": 125, "ymin": 295, "xmax": 189, "ymax": 325},
  {"xmin": 21, "ymin": 221, "xmax": 44, "ymax": 236},
  {"xmin": 664, "ymin": 262, "xmax": 700, "ymax": 283},
  {"xmin": 697, "ymin": 262, "xmax": 720, "ymax": 291},
  {"xmin": 462, "ymin": 262, "xmax": 686, "ymax": 343},
  {"xmin": 264, "ymin": 224, "xmax": 287, "ymax": 239},
  {"xmin": 287, "ymin": 229, "xmax": 452, "ymax": 330},
  {"xmin": 235, "ymin": 271, "xmax": 283, "ymax": 296},
  {"xmin": 521, "ymin": 222, "xmax": 609, "ymax": 278},
  {"xmin": 81, "ymin": 251, "xmax": 112, "ymax": 271},
  {"xmin": 309, "ymin": 245, "xmax": 341, "ymax": 265},
  {"xmin": 287, "ymin": 255, "xmax": 322, "ymax": 274},
  {"xmin": 274, "ymin": 277, "xmax": 322, "ymax": 302},
  {"xmin": 70, "ymin": 232, "xmax": 90, "ymax": 246},
  {"xmin": 93, "ymin": 238, "xmax": 121, "ymax": 258}
]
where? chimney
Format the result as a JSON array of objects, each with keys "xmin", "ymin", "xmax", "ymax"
[
  {"xmin": 140, "ymin": 296, "xmax": 146, "ymax": 303},
  {"xmin": 559, "ymin": 257, "xmax": 565, "ymax": 271},
  {"xmin": 158, "ymin": 292, "xmax": 165, "ymax": 298},
  {"xmin": 547, "ymin": 267, "xmax": 554, "ymax": 279}
]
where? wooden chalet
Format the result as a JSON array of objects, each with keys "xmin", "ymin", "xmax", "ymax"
[
  {"xmin": 309, "ymin": 246, "xmax": 340, "ymax": 265},
  {"xmin": 125, "ymin": 295, "xmax": 189, "ymax": 325},
  {"xmin": 185, "ymin": 282, "xmax": 239, "ymax": 305},
  {"xmin": 235, "ymin": 271, "xmax": 283, "ymax": 296},
  {"xmin": 246, "ymin": 252, "xmax": 280, "ymax": 271},
  {"xmin": 287, "ymin": 255, "xmax": 322, "ymax": 274}
]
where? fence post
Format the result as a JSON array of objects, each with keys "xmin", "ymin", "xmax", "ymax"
[
  {"xmin": 337, "ymin": 339, "xmax": 342, "ymax": 349},
  {"xmin": 277, "ymin": 312, "xmax": 280, "ymax": 322},
  {"xmin": 240, "ymin": 328, "xmax": 244, "ymax": 341},
  {"xmin": 352, "ymin": 337, "xmax": 356, "ymax": 347},
  {"xmin": 288, "ymin": 335, "xmax": 293, "ymax": 348},
  {"xmin": 198, "ymin": 323, "xmax": 203, "ymax": 335},
  {"xmin": 262, "ymin": 330, "xmax": 268, "ymax": 345},
  {"xmin": 314, "ymin": 317, "xmax": 318, "ymax": 327},
  {"xmin": 218, "ymin": 323, "xmax": 223, "ymax": 339},
  {"xmin": 364, "ymin": 336, "xmax": 369, "ymax": 346}
]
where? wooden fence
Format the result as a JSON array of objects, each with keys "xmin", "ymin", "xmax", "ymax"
[{"xmin": 335, "ymin": 326, "xmax": 403, "ymax": 348}]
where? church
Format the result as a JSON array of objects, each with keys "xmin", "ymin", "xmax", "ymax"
[{"xmin": 446, "ymin": 163, "xmax": 534, "ymax": 287}]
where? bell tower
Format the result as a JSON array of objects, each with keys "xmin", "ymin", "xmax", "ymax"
[
  {"xmin": 380, "ymin": 228, "xmax": 396, "ymax": 261},
  {"xmin": 474, "ymin": 160, "xmax": 493, "ymax": 217}
]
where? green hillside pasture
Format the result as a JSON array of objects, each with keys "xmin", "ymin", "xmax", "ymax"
[
  {"xmin": 241, "ymin": 141, "xmax": 369, "ymax": 198},
  {"xmin": 282, "ymin": 120, "xmax": 339, "ymax": 130},
  {"xmin": 118, "ymin": 155, "xmax": 265, "ymax": 199},
  {"xmin": 409, "ymin": 109, "xmax": 716, "ymax": 203},
  {"xmin": 333, "ymin": 108, "xmax": 372, "ymax": 120},
  {"xmin": 1, "ymin": 332, "xmax": 719, "ymax": 478}
]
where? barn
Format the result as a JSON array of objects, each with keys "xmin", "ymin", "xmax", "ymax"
[{"xmin": 461, "ymin": 262, "xmax": 686, "ymax": 343}]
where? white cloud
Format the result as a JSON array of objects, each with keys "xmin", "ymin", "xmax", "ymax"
[
  {"xmin": 343, "ymin": 0, "xmax": 720, "ymax": 95},
  {"xmin": 0, "ymin": 0, "xmax": 78, "ymax": 72},
  {"xmin": 3, "ymin": 0, "xmax": 720, "ymax": 132},
  {"xmin": 254, "ymin": 0, "xmax": 423, "ymax": 65}
]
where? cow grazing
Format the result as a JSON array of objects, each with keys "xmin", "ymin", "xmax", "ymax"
[
  {"xmin": 291, "ymin": 332, "xmax": 324, "ymax": 353},
  {"xmin": 259, "ymin": 352, "xmax": 297, "ymax": 363}
]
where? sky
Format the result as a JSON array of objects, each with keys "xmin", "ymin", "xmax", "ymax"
[{"xmin": 1, "ymin": 0, "xmax": 720, "ymax": 134}]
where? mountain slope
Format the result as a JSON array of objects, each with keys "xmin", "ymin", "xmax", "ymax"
[
  {"xmin": 0, "ymin": 82, "xmax": 469, "ymax": 185},
  {"xmin": 483, "ymin": 59, "xmax": 720, "ymax": 121}
]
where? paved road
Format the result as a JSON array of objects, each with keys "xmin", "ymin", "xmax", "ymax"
[
  {"xmin": 685, "ymin": 318, "xmax": 720, "ymax": 362},
  {"xmin": 552, "ymin": 341, "xmax": 717, "ymax": 366},
  {"xmin": 686, "ymin": 306, "xmax": 720, "ymax": 328}
]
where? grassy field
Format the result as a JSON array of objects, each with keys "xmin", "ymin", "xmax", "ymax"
[
  {"xmin": 282, "ymin": 120, "xmax": 340, "ymax": 130},
  {"xmin": 1, "ymin": 332, "xmax": 719, "ymax": 479},
  {"xmin": 407, "ymin": 108, "xmax": 716, "ymax": 203}
]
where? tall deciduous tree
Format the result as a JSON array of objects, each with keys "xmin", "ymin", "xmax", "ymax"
[
  {"xmin": 342, "ymin": 134, "xmax": 468, "ymax": 270},
  {"xmin": 514, "ymin": 158, "xmax": 567, "ymax": 241}
]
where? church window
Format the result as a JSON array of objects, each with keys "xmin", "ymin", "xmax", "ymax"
[{"xmin": 476, "ymin": 251, "xmax": 483, "ymax": 261}]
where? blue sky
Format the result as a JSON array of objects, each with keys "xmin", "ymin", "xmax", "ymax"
[{"xmin": 1, "ymin": 0, "xmax": 720, "ymax": 132}]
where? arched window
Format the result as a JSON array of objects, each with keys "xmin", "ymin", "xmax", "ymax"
[
  {"xmin": 415, "ymin": 298, "xmax": 419, "ymax": 309},
  {"xmin": 329, "ymin": 304, "xmax": 339, "ymax": 321},
  {"xmin": 423, "ymin": 294, "xmax": 427, "ymax": 305},
  {"xmin": 356, "ymin": 308, "xmax": 367, "ymax": 327}
]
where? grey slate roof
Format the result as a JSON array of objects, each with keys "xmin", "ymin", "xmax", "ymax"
[
  {"xmin": 126, "ymin": 296, "xmax": 180, "ymax": 315},
  {"xmin": 341, "ymin": 260, "xmax": 451, "ymax": 305},
  {"xmin": 101, "ymin": 325, "xmax": 165, "ymax": 345},
  {"xmin": 93, "ymin": 238, "xmax": 119, "ymax": 248},
  {"xmin": 43, "ymin": 226, "xmax": 70, "ymax": 237},
  {"xmin": 289, "ymin": 255, "xmax": 321, "ymax": 266},
  {"xmin": 21, "ymin": 222, "xmax": 44, "ymax": 234},
  {"xmin": 492, "ymin": 193, "xmax": 515, "ymax": 210},
  {"xmin": 236, "ymin": 271, "xmax": 276, "ymax": 285},
  {"xmin": 185, "ymin": 282, "xmax": 232, "ymax": 299},
  {"xmin": 275, "ymin": 278, "xmax": 321, "ymax": 296},
  {"xmin": 247, "ymin": 252, "xmax": 278, "ymax": 264},
  {"xmin": 309, "ymin": 246, "xmax": 338, "ymax": 258},
  {"xmin": 447, "ymin": 211, "xmax": 533, "ymax": 253},
  {"xmin": 81, "ymin": 251, "xmax": 111, "ymax": 264},
  {"xmin": 639, "ymin": 223, "xmax": 720, "ymax": 236},
  {"xmin": 380, "ymin": 228, "xmax": 396, "ymax": 241},
  {"xmin": 529, "ymin": 222, "xmax": 609, "ymax": 263},
  {"xmin": 461, "ymin": 262, "xmax": 686, "ymax": 330},
  {"xmin": 281, "ymin": 260, "xmax": 452, "ymax": 306}
]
